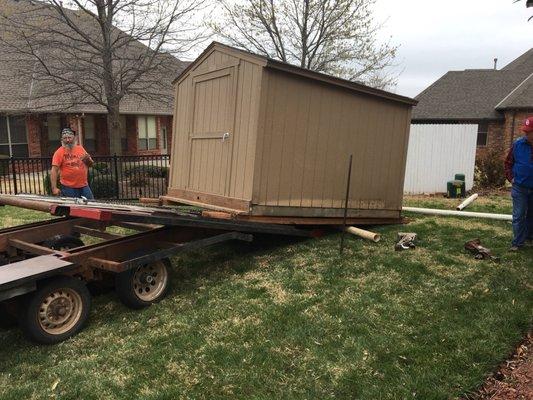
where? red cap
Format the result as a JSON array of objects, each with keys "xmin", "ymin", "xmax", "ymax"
[{"xmin": 522, "ymin": 116, "xmax": 533, "ymax": 133}]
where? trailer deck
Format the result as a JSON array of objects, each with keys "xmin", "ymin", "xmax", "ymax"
[{"xmin": 0, "ymin": 194, "xmax": 320, "ymax": 344}]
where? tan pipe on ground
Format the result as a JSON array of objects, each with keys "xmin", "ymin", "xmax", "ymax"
[
  {"xmin": 344, "ymin": 226, "xmax": 381, "ymax": 242},
  {"xmin": 456, "ymin": 193, "xmax": 479, "ymax": 211},
  {"xmin": 402, "ymin": 206, "xmax": 511, "ymax": 221}
]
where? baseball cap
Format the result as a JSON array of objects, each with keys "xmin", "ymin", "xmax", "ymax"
[{"xmin": 521, "ymin": 116, "xmax": 533, "ymax": 133}]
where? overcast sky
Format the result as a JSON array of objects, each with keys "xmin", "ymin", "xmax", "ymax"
[{"xmin": 373, "ymin": 0, "xmax": 533, "ymax": 98}]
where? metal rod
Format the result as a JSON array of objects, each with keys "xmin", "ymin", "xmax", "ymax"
[{"xmin": 340, "ymin": 154, "xmax": 353, "ymax": 254}]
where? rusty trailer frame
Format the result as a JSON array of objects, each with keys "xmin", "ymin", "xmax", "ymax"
[{"xmin": 0, "ymin": 195, "xmax": 317, "ymax": 344}]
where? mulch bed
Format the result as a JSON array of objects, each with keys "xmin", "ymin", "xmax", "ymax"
[{"xmin": 464, "ymin": 333, "xmax": 532, "ymax": 399}]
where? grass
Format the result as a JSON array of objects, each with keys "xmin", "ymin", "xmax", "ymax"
[{"xmin": 0, "ymin": 196, "xmax": 531, "ymax": 400}]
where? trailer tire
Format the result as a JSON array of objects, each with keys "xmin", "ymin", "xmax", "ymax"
[
  {"xmin": 20, "ymin": 277, "xmax": 91, "ymax": 344},
  {"xmin": 115, "ymin": 258, "xmax": 170, "ymax": 309},
  {"xmin": 0, "ymin": 303, "xmax": 17, "ymax": 329},
  {"xmin": 42, "ymin": 235, "xmax": 84, "ymax": 251}
]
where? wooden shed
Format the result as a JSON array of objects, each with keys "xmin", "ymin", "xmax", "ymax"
[{"xmin": 166, "ymin": 42, "xmax": 417, "ymax": 224}]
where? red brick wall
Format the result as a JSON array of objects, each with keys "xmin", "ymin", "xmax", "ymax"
[
  {"xmin": 26, "ymin": 115, "xmax": 43, "ymax": 157},
  {"xmin": 475, "ymin": 110, "xmax": 533, "ymax": 159},
  {"xmin": 506, "ymin": 110, "xmax": 533, "ymax": 146},
  {"xmin": 160, "ymin": 116, "xmax": 173, "ymax": 153},
  {"xmin": 126, "ymin": 115, "xmax": 138, "ymax": 155},
  {"xmin": 94, "ymin": 114, "xmax": 109, "ymax": 155}
]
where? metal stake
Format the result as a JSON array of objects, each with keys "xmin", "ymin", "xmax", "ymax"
[{"xmin": 340, "ymin": 154, "xmax": 353, "ymax": 254}]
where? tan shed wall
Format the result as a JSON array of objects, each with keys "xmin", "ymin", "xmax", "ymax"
[
  {"xmin": 169, "ymin": 49, "xmax": 263, "ymax": 201},
  {"xmin": 252, "ymin": 69, "xmax": 412, "ymax": 213}
]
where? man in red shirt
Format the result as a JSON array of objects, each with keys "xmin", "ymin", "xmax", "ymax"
[{"xmin": 50, "ymin": 128, "xmax": 94, "ymax": 199}]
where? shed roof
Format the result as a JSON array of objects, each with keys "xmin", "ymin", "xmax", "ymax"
[
  {"xmin": 412, "ymin": 48, "xmax": 533, "ymax": 121},
  {"xmin": 175, "ymin": 42, "xmax": 418, "ymax": 107}
]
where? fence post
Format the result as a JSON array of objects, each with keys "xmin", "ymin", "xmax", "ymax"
[
  {"xmin": 113, "ymin": 153, "xmax": 119, "ymax": 200},
  {"xmin": 10, "ymin": 156, "xmax": 18, "ymax": 195}
]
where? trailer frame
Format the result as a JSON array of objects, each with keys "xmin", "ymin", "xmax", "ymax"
[{"xmin": 0, "ymin": 195, "xmax": 318, "ymax": 343}]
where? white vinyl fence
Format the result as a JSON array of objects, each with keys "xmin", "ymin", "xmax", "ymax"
[{"xmin": 403, "ymin": 124, "xmax": 478, "ymax": 194}]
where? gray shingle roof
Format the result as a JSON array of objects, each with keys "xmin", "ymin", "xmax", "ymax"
[
  {"xmin": 496, "ymin": 73, "xmax": 533, "ymax": 110},
  {"xmin": 412, "ymin": 48, "xmax": 533, "ymax": 121},
  {"xmin": 0, "ymin": 0, "xmax": 188, "ymax": 115}
]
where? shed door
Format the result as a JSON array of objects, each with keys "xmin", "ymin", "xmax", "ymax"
[{"xmin": 187, "ymin": 66, "xmax": 237, "ymax": 196}]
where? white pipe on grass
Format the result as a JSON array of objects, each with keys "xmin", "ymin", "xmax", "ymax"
[
  {"xmin": 402, "ymin": 206, "xmax": 511, "ymax": 221},
  {"xmin": 344, "ymin": 226, "xmax": 381, "ymax": 242},
  {"xmin": 456, "ymin": 194, "xmax": 479, "ymax": 211}
]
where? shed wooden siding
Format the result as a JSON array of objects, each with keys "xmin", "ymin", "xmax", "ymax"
[
  {"xmin": 252, "ymin": 69, "xmax": 411, "ymax": 213},
  {"xmin": 169, "ymin": 49, "xmax": 263, "ymax": 200}
]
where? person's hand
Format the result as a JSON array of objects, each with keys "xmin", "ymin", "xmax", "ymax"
[
  {"xmin": 81, "ymin": 153, "xmax": 93, "ymax": 166},
  {"xmin": 52, "ymin": 187, "xmax": 60, "ymax": 196}
]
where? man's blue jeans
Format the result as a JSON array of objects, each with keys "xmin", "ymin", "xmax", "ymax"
[
  {"xmin": 61, "ymin": 186, "xmax": 94, "ymax": 200},
  {"xmin": 511, "ymin": 184, "xmax": 533, "ymax": 247}
]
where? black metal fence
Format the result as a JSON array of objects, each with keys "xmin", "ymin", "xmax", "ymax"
[{"xmin": 0, "ymin": 154, "xmax": 170, "ymax": 200}]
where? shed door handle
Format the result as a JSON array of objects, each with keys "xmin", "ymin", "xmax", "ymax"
[{"xmin": 222, "ymin": 132, "xmax": 230, "ymax": 142}]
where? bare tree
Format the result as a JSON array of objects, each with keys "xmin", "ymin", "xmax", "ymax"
[
  {"xmin": 0, "ymin": 0, "xmax": 204, "ymax": 154},
  {"xmin": 210, "ymin": 0, "xmax": 398, "ymax": 89}
]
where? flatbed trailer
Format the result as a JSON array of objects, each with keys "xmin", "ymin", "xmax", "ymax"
[{"xmin": 0, "ymin": 195, "xmax": 318, "ymax": 344}]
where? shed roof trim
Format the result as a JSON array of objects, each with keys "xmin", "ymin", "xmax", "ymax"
[{"xmin": 175, "ymin": 42, "xmax": 417, "ymax": 106}]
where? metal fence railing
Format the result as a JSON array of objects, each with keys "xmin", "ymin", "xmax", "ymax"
[{"xmin": 0, "ymin": 154, "xmax": 170, "ymax": 200}]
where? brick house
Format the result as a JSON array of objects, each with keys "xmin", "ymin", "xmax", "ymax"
[
  {"xmin": 412, "ymin": 48, "xmax": 533, "ymax": 158},
  {"xmin": 0, "ymin": 0, "xmax": 188, "ymax": 158},
  {"xmin": 1, "ymin": 102, "xmax": 181, "ymax": 158}
]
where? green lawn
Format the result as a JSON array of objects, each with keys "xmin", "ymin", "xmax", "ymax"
[{"xmin": 0, "ymin": 195, "xmax": 531, "ymax": 400}]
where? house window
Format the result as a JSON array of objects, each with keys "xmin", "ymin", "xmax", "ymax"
[
  {"xmin": 47, "ymin": 114, "xmax": 61, "ymax": 154},
  {"xmin": 137, "ymin": 116, "xmax": 157, "ymax": 150},
  {"xmin": 477, "ymin": 122, "xmax": 488, "ymax": 146},
  {"xmin": 83, "ymin": 115, "xmax": 96, "ymax": 153},
  {"xmin": 0, "ymin": 116, "xmax": 29, "ymax": 157}
]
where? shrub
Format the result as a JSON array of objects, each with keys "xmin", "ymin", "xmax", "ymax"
[
  {"xmin": 0, "ymin": 155, "xmax": 9, "ymax": 176},
  {"xmin": 124, "ymin": 165, "xmax": 168, "ymax": 179},
  {"xmin": 129, "ymin": 175, "xmax": 149, "ymax": 187},
  {"xmin": 474, "ymin": 145, "xmax": 507, "ymax": 188},
  {"xmin": 92, "ymin": 162, "xmax": 110, "ymax": 174},
  {"xmin": 43, "ymin": 172, "xmax": 69, "ymax": 195},
  {"xmin": 43, "ymin": 173, "xmax": 53, "ymax": 195},
  {"xmin": 91, "ymin": 174, "xmax": 118, "ymax": 199}
]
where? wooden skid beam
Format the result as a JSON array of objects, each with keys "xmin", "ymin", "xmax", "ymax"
[{"xmin": 236, "ymin": 216, "xmax": 404, "ymax": 225}]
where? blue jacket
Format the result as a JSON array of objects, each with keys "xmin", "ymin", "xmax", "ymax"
[{"xmin": 512, "ymin": 137, "xmax": 533, "ymax": 188}]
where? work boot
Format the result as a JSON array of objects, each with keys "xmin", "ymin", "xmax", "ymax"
[{"xmin": 509, "ymin": 245, "xmax": 520, "ymax": 252}]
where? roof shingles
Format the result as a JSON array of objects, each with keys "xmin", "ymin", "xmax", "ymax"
[
  {"xmin": 412, "ymin": 48, "xmax": 533, "ymax": 121},
  {"xmin": 0, "ymin": 0, "xmax": 188, "ymax": 115}
]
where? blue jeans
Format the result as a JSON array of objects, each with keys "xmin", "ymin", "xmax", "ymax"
[
  {"xmin": 511, "ymin": 184, "xmax": 533, "ymax": 247},
  {"xmin": 61, "ymin": 186, "xmax": 94, "ymax": 200}
]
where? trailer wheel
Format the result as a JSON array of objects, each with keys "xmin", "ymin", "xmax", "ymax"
[
  {"xmin": 20, "ymin": 277, "xmax": 91, "ymax": 344},
  {"xmin": 43, "ymin": 235, "xmax": 84, "ymax": 251},
  {"xmin": 115, "ymin": 258, "xmax": 170, "ymax": 309}
]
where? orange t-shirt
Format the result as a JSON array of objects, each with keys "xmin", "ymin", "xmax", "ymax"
[{"xmin": 52, "ymin": 145, "xmax": 89, "ymax": 188}]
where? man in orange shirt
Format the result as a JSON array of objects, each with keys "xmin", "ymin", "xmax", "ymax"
[{"xmin": 50, "ymin": 128, "xmax": 94, "ymax": 199}]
